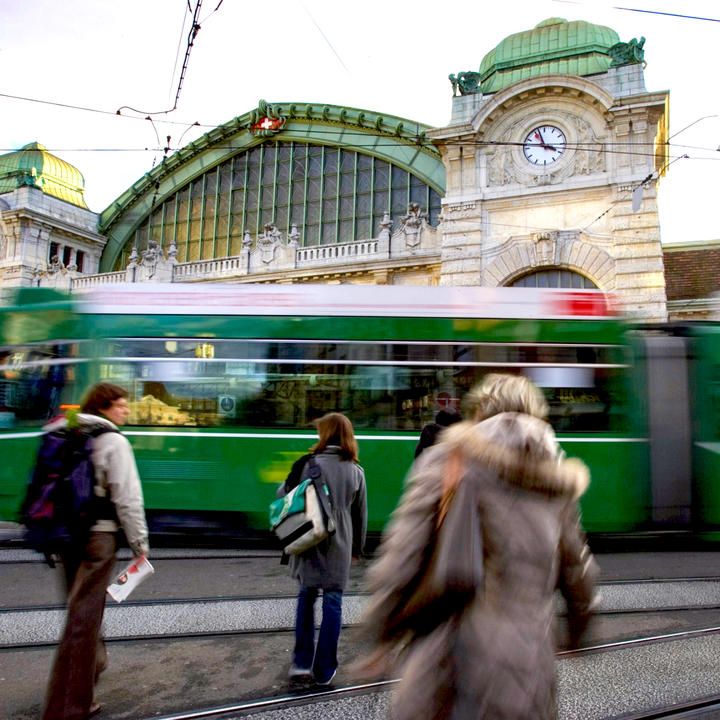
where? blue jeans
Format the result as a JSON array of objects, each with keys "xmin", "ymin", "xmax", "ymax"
[{"xmin": 293, "ymin": 586, "xmax": 343, "ymax": 682}]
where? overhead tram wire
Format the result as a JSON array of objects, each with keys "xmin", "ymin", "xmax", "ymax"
[
  {"xmin": 612, "ymin": 5, "xmax": 720, "ymax": 23},
  {"xmin": 0, "ymin": 91, "xmax": 213, "ymax": 128},
  {"xmin": 166, "ymin": 2, "xmax": 192, "ymax": 106},
  {"xmin": 551, "ymin": 1, "xmax": 720, "ymax": 24},
  {"xmin": 115, "ymin": 0, "xmax": 208, "ymax": 117},
  {"xmin": 1, "ymin": 143, "xmax": 716, "ymax": 167},
  {"xmin": 3, "ymin": 90, "xmax": 720, "ymax": 157},
  {"xmin": 581, "ymin": 153, "xmax": 689, "ymax": 232}
]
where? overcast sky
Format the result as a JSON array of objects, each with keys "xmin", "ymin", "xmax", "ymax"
[{"xmin": 1, "ymin": 0, "xmax": 718, "ymax": 245}]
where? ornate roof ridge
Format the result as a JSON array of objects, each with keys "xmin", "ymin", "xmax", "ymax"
[{"xmin": 100, "ymin": 100, "xmax": 440, "ymax": 232}]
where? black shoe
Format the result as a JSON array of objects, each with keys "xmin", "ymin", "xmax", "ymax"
[{"xmin": 315, "ymin": 669, "xmax": 337, "ymax": 686}]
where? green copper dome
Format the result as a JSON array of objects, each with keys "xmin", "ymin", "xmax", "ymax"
[
  {"xmin": 0, "ymin": 142, "xmax": 88, "ymax": 209},
  {"xmin": 479, "ymin": 18, "xmax": 620, "ymax": 94}
]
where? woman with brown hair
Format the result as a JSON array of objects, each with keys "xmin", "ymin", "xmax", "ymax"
[
  {"xmin": 277, "ymin": 412, "xmax": 367, "ymax": 686},
  {"xmin": 358, "ymin": 374, "xmax": 598, "ymax": 720}
]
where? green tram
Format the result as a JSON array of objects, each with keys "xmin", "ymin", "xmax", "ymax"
[{"xmin": 0, "ymin": 284, "xmax": 715, "ymax": 540}]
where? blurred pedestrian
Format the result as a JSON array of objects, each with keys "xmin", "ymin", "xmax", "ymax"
[
  {"xmin": 42, "ymin": 383, "xmax": 149, "ymax": 720},
  {"xmin": 358, "ymin": 374, "xmax": 598, "ymax": 720},
  {"xmin": 414, "ymin": 408, "xmax": 462, "ymax": 458},
  {"xmin": 277, "ymin": 412, "xmax": 367, "ymax": 685}
]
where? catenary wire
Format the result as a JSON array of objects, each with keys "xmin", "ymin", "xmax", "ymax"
[{"xmin": 116, "ymin": 0, "xmax": 205, "ymax": 117}]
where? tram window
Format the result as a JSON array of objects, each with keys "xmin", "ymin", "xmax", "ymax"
[
  {"xmin": 100, "ymin": 342, "xmax": 626, "ymax": 433},
  {"xmin": 0, "ymin": 343, "xmax": 79, "ymax": 426},
  {"xmin": 103, "ymin": 339, "xmax": 622, "ymax": 367}
]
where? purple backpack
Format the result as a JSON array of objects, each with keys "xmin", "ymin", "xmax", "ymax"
[{"xmin": 21, "ymin": 425, "xmax": 116, "ymax": 564}]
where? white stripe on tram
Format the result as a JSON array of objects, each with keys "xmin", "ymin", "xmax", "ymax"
[{"xmin": 0, "ymin": 431, "xmax": 648, "ymax": 443}]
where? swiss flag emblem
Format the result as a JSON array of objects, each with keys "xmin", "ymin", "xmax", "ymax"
[{"xmin": 251, "ymin": 116, "xmax": 284, "ymax": 132}]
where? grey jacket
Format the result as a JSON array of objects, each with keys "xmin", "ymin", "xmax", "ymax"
[
  {"xmin": 44, "ymin": 413, "xmax": 149, "ymax": 556},
  {"xmin": 360, "ymin": 413, "xmax": 598, "ymax": 720},
  {"xmin": 278, "ymin": 447, "xmax": 367, "ymax": 590}
]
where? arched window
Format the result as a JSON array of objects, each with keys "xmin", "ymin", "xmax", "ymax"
[
  {"xmin": 119, "ymin": 142, "xmax": 442, "ymax": 268},
  {"xmin": 509, "ymin": 269, "xmax": 597, "ymax": 289}
]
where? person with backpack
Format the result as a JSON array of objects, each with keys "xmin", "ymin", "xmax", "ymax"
[
  {"xmin": 413, "ymin": 407, "xmax": 462, "ymax": 458},
  {"xmin": 38, "ymin": 382, "xmax": 149, "ymax": 720},
  {"xmin": 276, "ymin": 412, "xmax": 367, "ymax": 686}
]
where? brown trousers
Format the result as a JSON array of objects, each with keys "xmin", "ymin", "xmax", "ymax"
[{"xmin": 42, "ymin": 532, "xmax": 117, "ymax": 720}]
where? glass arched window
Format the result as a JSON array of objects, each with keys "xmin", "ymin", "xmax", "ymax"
[
  {"xmin": 119, "ymin": 142, "xmax": 442, "ymax": 268},
  {"xmin": 510, "ymin": 269, "xmax": 597, "ymax": 289}
]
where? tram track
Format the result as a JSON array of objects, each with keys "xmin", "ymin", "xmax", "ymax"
[
  {"xmin": 136, "ymin": 628, "xmax": 720, "ymax": 720},
  {"xmin": 613, "ymin": 694, "xmax": 720, "ymax": 719},
  {"xmin": 5, "ymin": 575, "xmax": 720, "ymax": 650},
  {"xmin": 6, "ymin": 600, "xmax": 720, "ymax": 719},
  {"xmin": 0, "ymin": 547, "xmax": 282, "ymax": 563}
]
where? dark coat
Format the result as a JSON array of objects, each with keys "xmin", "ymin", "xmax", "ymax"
[
  {"xmin": 360, "ymin": 413, "xmax": 599, "ymax": 720},
  {"xmin": 278, "ymin": 447, "xmax": 367, "ymax": 591},
  {"xmin": 414, "ymin": 410, "xmax": 462, "ymax": 458}
]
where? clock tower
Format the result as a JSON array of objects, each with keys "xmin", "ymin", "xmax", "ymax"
[{"xmin": 433, "ymin": 18, "xmax": 669, "ymax": 321}]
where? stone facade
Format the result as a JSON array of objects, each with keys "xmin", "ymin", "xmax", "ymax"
[
  {"xmin": 2, "ymin": 21, "xmax": 708, "ymax": 322},
  {"xmin": 75, "ymin": 209, "xmax": 442, "ymax": 288},
  {"xmin": 430, "ymin": 68, "xmax": 669, "ymax": 321},
  {"xmin": 0, "ymin": 185, "xmax": 105, "ymax": 291}
]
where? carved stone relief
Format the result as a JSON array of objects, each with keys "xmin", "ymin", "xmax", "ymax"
[
  {"xmin": 482, "ymin": 109, "xmax": 606, "ymax": 188},
  {"xmin": 572, "ymin": 117, "xmax": 605, "ymax": 175},
  {"xmin": 399, "ymin": 203, "xmax": 426, "ymax": 248},
  {"xmin": 127, "ymin": 240, "xmax": 177, "ymax": 282},
  {"xmin": 257, "ymin": 223, "xmax": 284, "ymax": 264},
  {"xmin": 534, "ymin": 232, "xmax": 557, "ymax": 266},
  {"xmin": 487, "ymin": 147, "xmax": 514, "ymax": 186},
  {"xmin": 388, "ymin": 204, "xmax": 440, "ymax": 255}
]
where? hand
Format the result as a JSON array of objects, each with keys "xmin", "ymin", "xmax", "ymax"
[{"xmin": 534, "ymin": 129, "xmax": 556, "ymax": 152}]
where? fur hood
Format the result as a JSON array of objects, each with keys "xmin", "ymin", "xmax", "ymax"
[{"xmin": 439, "ymin": 413, "xmax": 589, "ymax": 499}]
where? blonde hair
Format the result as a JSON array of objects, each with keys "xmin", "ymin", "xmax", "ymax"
[
  {"xmin": 311, "ymin": 412, "xmax": 359, "ymax": 462},
  {"xmin": 463, "ymin": 373, "xmax": 548, "ymax": 422}
]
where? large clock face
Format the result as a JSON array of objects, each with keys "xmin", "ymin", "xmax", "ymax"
[{"xmin": 523, "ymin": 125, "xmax": 567, "ymax": 166}]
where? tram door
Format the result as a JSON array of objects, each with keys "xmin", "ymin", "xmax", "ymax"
[{"xmin": 643, "ymin": 334, "xmax": 693, "ymax": 526}]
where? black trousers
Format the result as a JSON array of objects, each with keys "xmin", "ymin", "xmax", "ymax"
[{"xmin": 42, "ymin": 532, "xmax": 117, "ymax": 720}]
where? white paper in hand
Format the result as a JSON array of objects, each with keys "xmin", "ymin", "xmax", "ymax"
[{"xmin": 107, "ymin": 556, "xmax": 154, "ymax": 602}]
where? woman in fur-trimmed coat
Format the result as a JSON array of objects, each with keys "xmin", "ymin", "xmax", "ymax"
[{"xmin": 358, "ymin": 375, "xmax": 599, "ymax": 720}]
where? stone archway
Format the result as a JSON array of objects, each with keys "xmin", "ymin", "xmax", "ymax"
[{"xmin": 483, "ymin": 232, "xmax": 615, "ymax": 290}]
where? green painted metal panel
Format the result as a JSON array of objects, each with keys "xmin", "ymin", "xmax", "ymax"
[
  {"xmin": 132, "ymin": 431, "xmax": 414, "ymax": 532},
  {"xmin": 478, "ymin": 18, "xmax": 619, "ymax": 94},
  {"xmin": 84, "ymin": 312, "xmax": 625, "ymax": 345},
  {"xmin": 564, "ymin": 439, "xmax": 650, "ymax": 531},
  {"xmin": 689, "ymin": 325, "xmax": 720, "ymax": 525},
  {"xmin": 0, "ymin": 289, "xmax": 78, "ymax": 344}
]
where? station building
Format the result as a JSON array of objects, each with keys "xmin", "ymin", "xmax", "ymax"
[{"xmin": 0, "ymin": 17, "xmax": 716, "ymax": 321}]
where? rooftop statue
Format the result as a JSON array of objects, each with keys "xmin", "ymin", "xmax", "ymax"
[
  {"xmin": 449, "ymin": 71, "xmax": 482, "ymax": 97},
  {"xmin": 607, "ymin": 36, "xmax": 646, "ymax": 67}
]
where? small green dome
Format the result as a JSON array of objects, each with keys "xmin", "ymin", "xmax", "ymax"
[
  {"xmin": 0, "ymin": 142, "xmax": 88, "ymax": 209},
  {"xmin": 479, "ymin": 18, "xmax": 621, "ymax": 94}
]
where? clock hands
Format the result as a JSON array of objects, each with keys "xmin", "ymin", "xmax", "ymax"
[{"xmin": 533, "ymin": 128, "xmax": 557, "ymax": 153}]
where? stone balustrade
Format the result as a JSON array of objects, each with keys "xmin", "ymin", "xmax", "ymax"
[
  {"xmin": 173, "ymin": 256, "xmax": 246, "ymax": 280},
  {"xmin": 296, "ymin": 239, "xmax": 379, "ymax": 264},
  {"xmin": 71, "ymin": 271, "xmax": 126, "ymax": 289},
  {"xmin": 61, "ymin": 216, "xmax": 439, "ymax": 289}
]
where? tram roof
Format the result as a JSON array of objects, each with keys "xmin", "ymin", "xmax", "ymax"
[{"xmin": 73, "ymin": 283, "xmax": 615, "ymax": 321}]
